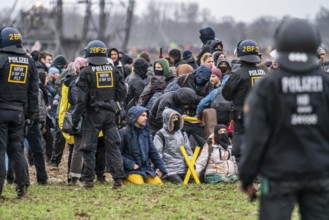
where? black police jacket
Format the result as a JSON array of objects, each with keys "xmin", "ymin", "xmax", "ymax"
[
  {"xmin": 222, "ymin": 62, "xmax": 267, "ymax": 109},
  {"xmin": 72, "ymin": 64, "xmax": 127, "ymax": 124},
  {"xmin": 0, "ymin": 52, "xmax": 39, "ymax": 115},
  {"xmin": 239, "ymin": 68, "xmax": 329, "ymax": 190}
]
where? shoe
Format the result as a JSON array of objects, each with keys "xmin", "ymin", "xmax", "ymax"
[
  {"xmin": 49, "ymin": 163, "xmax": 59, "ymax": 170},
  {"xmin": 38, "ymin": 180, "xmax": 49, "ymax": 185},
  {"xmin": 68, "ymin": 177, "xmax": 80, "ymax": 186},
  {"xmin": 16, "ymin": 185, "xmax": 28, "ymax": 198},
  {"xmin": 112, "ymin": 178, "xmax": 122, "ymax": 189},
  {"xmin": 79, "ymin": 181, "xmax": 94, "ymax": 188}
]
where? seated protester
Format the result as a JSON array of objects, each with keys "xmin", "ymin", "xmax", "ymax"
[
  {"xmin": 216, "ymin": 58, "xmax": 231, "ymax": 87},
  {"xmin": 149, "ymin": 87, "xmax": 197, "ymax": 134},
  {"xmin": 196, "ymin": 85, "xmax": 232, "ymax": 126},
  {"xmin": 212, "ymin": 51, "xmax": 225, "ymax": 66},
  {"xmin": 154, "ymin": 108, "xmax": 193, "ymax": 184},
  {"xmin": 176, "ymin": 64, "xmax": 194, "ymax": 78},
  {"xmin": 138, "ymin": 58, "xmax": 175, "ymax": 109},
  {"xmin": 119, "ymin": 106, "xmax": 167, "ymax": 185},
  {"xmin": 125, "ymin": 58, "xmax": 150, "ymax": 111},
  {"xmin": 195, "ymin": 124, "xmax": 237, "ymax": 184},
  {"xmin": 210, "ymin": 67, "xmax": 222, "ymax": 88},
  {"xmin": 181, "ymin": 50, "xmax": 198, "ymax": 70},
  {"xmin": 169, "ymin": 49, "xmax": 183, "ymax": 68}
]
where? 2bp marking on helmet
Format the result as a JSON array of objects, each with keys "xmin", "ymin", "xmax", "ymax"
[
  {"xmin": 9, "ymin": 33, "xmax": 22, "ymax": 41},
  {"xmin": 89, "ymin": 47, "xmax": 107, "ymax": 55},
  {"xmin": 8, "ymin": 64, "xmax": 28, "ymax": 84}
]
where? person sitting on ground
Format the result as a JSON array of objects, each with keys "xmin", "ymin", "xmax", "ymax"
[
  {"xmin": 154, "ymin": 108, "xmax": 193, "ymax": 184},
  {"xmin": 195, "ymin": 124, "xmax": 237, "ymax": 184},
  {"xmin": 119, "ymin": 106, "xmax": 167, "ymax": 185}
]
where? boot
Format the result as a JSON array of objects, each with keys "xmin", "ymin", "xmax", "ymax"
[
  {"xmin": 96, "ymin": 175, "xmax": 106, "ymax": 183},
  {"xmin": 112, "ymin": 178, "xmax": 122, "ymax": 189},
  {"xmin": 16, "ymin": 185, "xmax": 28, "ymax": 199}
]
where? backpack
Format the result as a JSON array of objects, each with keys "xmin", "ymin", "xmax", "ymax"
[
  {"xmin": 210, "ymin": 87, "xmax": 232, "ymax": 124},
  {"xmin": 145, "ymin": 91, "xmax": 163, "ymax": 110}
]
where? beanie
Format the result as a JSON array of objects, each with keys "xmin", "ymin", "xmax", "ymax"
[
  {"xmin": 48, "ymin": 67, "xmax": 60, "ymax": 76},
  {"xmin": 182, "ymin": 50, "xmax": 192, "ymax": 59},
  {"xmin": 211, "ymin": 67, "xmax": 222, "ymax": 79},
  {"xmin": 52, "ymin": 55, "xmax": 68, "ymax": 70}
]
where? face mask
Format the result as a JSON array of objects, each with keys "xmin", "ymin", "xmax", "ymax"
[
  {"xmin": 173, "ymin": 120, "xmax": 180, "ymax": 131},
  {"xmin": 154, "ymin": 70, "xmax": 164, "ymax": 76},
  {"xmin": 45, "ymin": 63, "xmax": 51, "ymax": 69},
  {"xmin": 214, "ymin": 133, "xmax": 230, "ymax": 150},
  {"xmin": 219, "ymin": 66, "xmax": 228, "ymax": 73}
]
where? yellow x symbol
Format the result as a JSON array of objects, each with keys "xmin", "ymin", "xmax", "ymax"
[{"xmin": 180, "ymin": 146, "xmax": 201, "ymax": 184}]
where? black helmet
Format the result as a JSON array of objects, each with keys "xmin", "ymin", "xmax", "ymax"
[
  {"xmin": 236, "ymin": 39, "xmax": 260, "ymax": 63},
  {"xmin": 0, "ymin": 27, "xmax": 25, "ymax": 54},
  {"xmin": 274, "ymin": 18, "xmax": 321, "ymax": 72},
  {"xmin": 85, "ymin": 40, "xmax": 108, "ymax": 65}
]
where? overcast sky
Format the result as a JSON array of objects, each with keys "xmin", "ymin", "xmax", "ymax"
[{"xmin": 2, "ymin": 0, "xmax": 329, "ymax": 23}]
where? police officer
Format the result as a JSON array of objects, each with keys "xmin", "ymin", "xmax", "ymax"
[
  {"xmin": 239, "ymin": 18, "xmax": 329, "ymax": 219},
  {"xmin": 72, "ymin": 40, "xmax": 126, "ymax": 189},
  {"xmin": 0, "ymin": 27, "xmax": 39, "ymax": 198},
  {"xmin": 222, "ymin": 39, "xmax": 267, "ymax": 163}
]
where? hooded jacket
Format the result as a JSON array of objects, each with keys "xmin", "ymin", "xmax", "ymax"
[
  {"xmin": 149, "ymin": 87, "xmax": 197, "ymax": 132},
  {"xmin": 138, "ymin": 59, "xmax": 175, "ymax": 107},
  {"xmin": 119, "ymin": 106, "xmax": 167, "ymax": 178},
  {"xmin": 153, "ymin": 108, "xmax": 193, "ymax": 176}
]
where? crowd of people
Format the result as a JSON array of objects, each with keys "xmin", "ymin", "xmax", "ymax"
[{"xmin": 1, "ymin": 16, "xmax": 329, "ymax": 220}]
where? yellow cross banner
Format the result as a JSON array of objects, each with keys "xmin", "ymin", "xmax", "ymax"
[{"xmin": 180, "ymin": 146, "xmax": 201, "ymax": 184}]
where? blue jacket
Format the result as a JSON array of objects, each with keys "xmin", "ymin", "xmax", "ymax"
[
  {"xmin": 196, "ymin": 88, "xmax": 217, "ymax": 116},
  {"xmin": 119, "ymin": 106, "xmax": 167, "ymax": 178}
]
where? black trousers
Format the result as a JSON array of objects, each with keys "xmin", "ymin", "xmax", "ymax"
[
  {"xmin": 51, "ymin": 120, "xmax": 66, "ymax": 166},
  {"xmin": 0, "ymin": 109, "xmax": 29, "ymax": 195},
  {"xmin": 80, "ymin": 109, "xmax": 124, "ymax": 182},
  {"xmin": 259, "ymin": 177, "xmax": 329, "ymax": 220}
]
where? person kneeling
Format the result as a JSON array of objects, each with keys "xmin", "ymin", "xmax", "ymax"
[{"xmin": 120, "ymin": 106, "xmax": 167, "ymax": 184}]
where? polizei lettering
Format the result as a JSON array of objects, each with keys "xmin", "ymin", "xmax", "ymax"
[
  {"xmin": 91, "ymin": 65, "xmax": 112, "ymax": 72},
  {"xmin": 282, "ymin": 76, "xmax": 323, "ymax": 93},
  {"xmin": 8, "ymin": 56, "xmax": 29, "ymax": 64},
  {"xmin": 248, "ymin": 69, "xmax": 266, "ymax": 76}
]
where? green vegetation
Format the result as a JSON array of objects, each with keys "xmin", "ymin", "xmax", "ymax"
[
  {"xmin": 1, "ymin": 180, "xmax": 302, "ymax": 220},
  {"xmin": 0, "ymin": 182, "xmax": 259, "ymax": 220}
]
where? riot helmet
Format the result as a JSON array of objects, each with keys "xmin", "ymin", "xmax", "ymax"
[
  {"xmin": 236, "ymin": 39, "xmax": 260, "ymax": 63},
  {"xmin": 85, "ymin": 40, "xmax": 108, "ymax": 65},
  {"xmin": 274, "ymin": 18, "xmax": 321, "ymax": 72},
  {"xmin": 0, "ymin": 27, "xmax": 25, "ymax": 54}
]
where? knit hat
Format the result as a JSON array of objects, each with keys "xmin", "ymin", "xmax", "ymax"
[
  {"xmin": 48, "ymin": 67, "xmax": 60, "ymax": 76},
  {"xmin": 182, "ymin": 50, "xmax": 192, "ymax": 59},
  {"xmin": 52, "ymin": 55, "xmax": 68, "ymax": 70},
  {"xmin": 193, "ymin": 65, "xmax": 211, "ymax": 86},
  {"xmin": 211, "ymin": 67, "xmax": 222, "ymax": 79}
]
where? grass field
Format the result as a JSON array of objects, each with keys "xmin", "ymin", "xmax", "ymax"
[{"xmin": 0, "ymin": 181, "xmax": 260, "ymax": 220}]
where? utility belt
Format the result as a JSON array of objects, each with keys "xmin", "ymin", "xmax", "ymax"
[
  {"xmin": 0, "ymin": 102, "xmax": 24, "ymax": 112},
  {"xmin": 230, "ymin": 106, "xmax": 243, "ymax": 123},
  {"xmin": 90, "ymin": 100, "xmax": 119, "ymax": 113}
]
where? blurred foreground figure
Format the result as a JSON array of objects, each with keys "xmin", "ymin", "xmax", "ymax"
[{"xmin": 239, "ymin": 18, "xmax": 329, "ymax": 220}]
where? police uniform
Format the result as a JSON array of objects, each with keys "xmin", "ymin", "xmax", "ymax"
[
  {"xmin": 240, "ymin": 18, "xmax": 329, "ymax": 219},
  {"xmin": 0, "ymin": 27, "xmax": 39, "ymax": 197},
  {"xmin": 72, "ymin": 40, "xmax": 126, "ymax": 188},
  {"xmin": 222, "ymin": 40, "xmax": 267, "ymax": 162}
]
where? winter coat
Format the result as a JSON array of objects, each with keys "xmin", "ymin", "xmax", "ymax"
[
  {"xmin": 153, "ymin": 108, "xmax": 192, "ymax": 176},
  {"xmin": 119, "ymin": 106, "xmax": 167, "ymax": 178},
  {"xmin": 125, "ymin": 71, "xmax": 147, "ymax": 110},
  {"xmin": 137, "ymin": 59, "xmax": 175, "ymax": 107},
  {"xmin": 195, "ymin": 138, "xmax": 237, "ymax": 177},
  {"xmin": 149, "ymin": 88, "xmax": 197, "ymax": 132}
]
